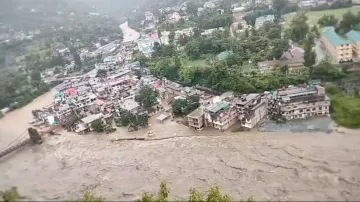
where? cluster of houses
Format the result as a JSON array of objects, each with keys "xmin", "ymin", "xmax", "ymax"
[
  {"xmin": 34, "ymin": 60, "xmax": 157, "ymax": 134},
  {"xmin": 187, "ymin": 84, "xmax": 330, "ymax": 131}
]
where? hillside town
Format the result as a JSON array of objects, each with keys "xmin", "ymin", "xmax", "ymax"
[
  {"xmin": 1, "ymin": 0, "xmax": 360, "ymax": 201},
  {"xmin": 13, "ymin": 0, "xmax": 358, "ymax": 135}
]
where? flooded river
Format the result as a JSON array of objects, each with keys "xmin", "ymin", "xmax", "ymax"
[{"xmin": 1, "ymin": 24, "xmax": 360, "ymax": 201}]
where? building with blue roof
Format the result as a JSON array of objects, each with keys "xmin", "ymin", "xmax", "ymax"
[
  {"xmin": 320, "ymin": 26, "xmax": 353, "ymax": 63},
  {"xmin": 346, "ymin": 30, "xmax": 360, "ymax": 58}
]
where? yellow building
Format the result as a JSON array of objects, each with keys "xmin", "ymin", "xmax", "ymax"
[
  {"xmin": 321, "ymin": 26, "xmax": 353, "ymax": 63},
  {"xmin": 346, "ymin": 30, "xmax": 360, "ymax": 59}
]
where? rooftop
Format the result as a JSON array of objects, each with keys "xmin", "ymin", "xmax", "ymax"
[
  {"xmin": 322, "ymin": 26, "xmax": 352, "ymax": 46},
  {"xmin": 346, "ymin": 30, "xmax": 360, "ymax": 42},
  {"xmin": 255, "ymin": 15, "xmax": 274, "ymax": 25},
  {"xmin": 187, "ymin": 107, "xmax": 204, "ymax": 118},
  {"xmin": 206, "ymin": 101, "xmax": 230, "ymax": 113},
  {"xmin": 235, "ymin": 93, "xmax": 260, "ymax": 105},
  {"xmin": 120, "ymin": 99, "xmax": 139, "ymax": 111},
  {"xmin": 81, "ymin": 113, "xmax": 103, "ymax": 124},
  {"xmin": 277, "ymin": 86, "xmax": 317, "ymax": 97}
]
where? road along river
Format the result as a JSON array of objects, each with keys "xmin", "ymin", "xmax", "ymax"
[{"xmin": 1, "ymin": 23, "xmax": 360, "ymax": 201}]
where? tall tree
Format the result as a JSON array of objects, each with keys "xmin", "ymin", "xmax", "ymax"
[
  {"xmin": 135, "ymin": 85, "xmax": 158, "ymax": 109},
  {"xmin": 168, "ymin": 31, "xmax": 175, "ymax": 44},
  {"xmin": 287, "ymin": 12, "xmax": 309, "ymax": 42},
  {"xmin": 303, "ymin": 35, "xmax": 316, "ymax": 68},
  {"xmin": 339, "ymin": 11, "xmax": 359, "ymax": 33},
  {"xmin": 318, "ymin": 15, "xmax": 338, "ymax": 27}
]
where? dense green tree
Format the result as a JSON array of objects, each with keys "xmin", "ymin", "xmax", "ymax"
[
  {"xmin": 317, "ymin": 15, "xmax": 338, "ymax": 27},
  {"xmin": 151, "ymin": 58, "xmax": 180, "ymax": 80},
  {"xmin": 70, "ymin": 47, "xmax": 82, "ymax": 68},
  {"xmin": 116, "ymin": 110, "xmax": 148, "ymax": 127},
  {"xmin": 91, "ymin": 119, "xmax": 106, "ymax": 133},
  {"xmin": 152, "ymin": 44, "xmax": 176, "ymax": 58},
  {"xmin": 134, "ymin": 52, "xmax": 149, "ymax": 66},
  {"xmin": 186, "ymin": 1, "xmax": 200, "ymax": 17},
  {"xmin": 338, "ymin": 11, "xmax": 360, "ymax": 34},
  {"xmin": 311, "ymin": 60, "xmax": 344, "ymax": 81},
  {"xmin": 310, "ymin": 25, "xmax": 320, "ymax": 36},
  {"xmin": 287, "ymin": 12, "xmax": 309, "ymax": 42},
  {"xmin": 303, "ymin": 35, "xmax": 316, "ymax": 68},
  {"xmin": 279, "ymin": 65, "xmax": 290, "ymax": 74},
  {"xmin": 184, "ymin": 40, "xmax": 201, "ymax": 60},
  {"xmin": 172, "ymin": 96, "xmax": 200, "ymax": 116},
  {"xmin": 96, "ymin": 69, "xmax": 107, "ymax": 78},
  {"xmin": 268, "ymin": 39, "xmax": 289, "ymax": 60},
  {"xmin": 135, "ymin": 85, "xmax": 158, "ymax": 109},
  {"xmin": 169, "ymin": 31, "xmax": 175, "ymax": 44}
]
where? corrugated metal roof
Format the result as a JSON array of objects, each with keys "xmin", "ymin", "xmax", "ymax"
[
  {"xmin": 346, "ymin": 30, "xmax": 360, "ymax": 42},
  {"xmin": 206, "ymin": 101, "xmax": 229, "ymax": 113},
  {"xmin": 322, "ymin": 26, "xmax": 351, "ymax": 46}
]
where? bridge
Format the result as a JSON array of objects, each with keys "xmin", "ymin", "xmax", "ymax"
[{"xmin": 0, "ymin": 123, "xmax": 64, "ymax": 160}]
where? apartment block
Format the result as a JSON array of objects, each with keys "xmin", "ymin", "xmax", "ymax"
[
  {"xmin": 346, "ymin": 30, "xmax": 360, "ymax": 58},
  {"xmin": 204, "ymin": 101, "xmax": 238, "ymax": 131},
  {"xmin": 235, "ymin": 94, "xmax": 267, "ymax": 128},
  {"xmin": 321, "ymin": 26, "xmax": 353, "ymax": 63},
  {"xmin": 187, "ymin": 107, "xmax": 205, "ymax": 130},
  {"xmin": 275, "ymin": 85, "xmax": 330, "ymax": 120}
]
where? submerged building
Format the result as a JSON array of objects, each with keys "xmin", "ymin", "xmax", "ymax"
[
  {"xmin": 275, "ymin": 85, "xmax": 330, "ymax": 120},
  {"xmin": 235, "ymin": 93, "xmax": 267, "ymax": 129}
]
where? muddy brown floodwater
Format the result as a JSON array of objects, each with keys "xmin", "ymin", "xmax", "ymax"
[{"xmin": 1, "ymin": 26, "xmax": 360, "ymax": 200}]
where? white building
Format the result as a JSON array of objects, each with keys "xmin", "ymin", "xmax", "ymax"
[
  {"xmin": 160, "ymin": 31, "xmax": 170, "ymax": 45},
  {"xmin": 136, "ymin": 37, "xmax": 154, "ymax": 57},
  {"xmin": 175, "ymin": 28, "xmax": 194, "ymax": 40}
]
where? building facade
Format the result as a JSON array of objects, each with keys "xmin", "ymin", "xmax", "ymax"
[
  {"xmin": 346, "ymin": 30, "xmax": 360, "ymax": 59},
  {"xmin": 187, "ymin": 107, "xmax": 205, "ymax": 130},
  {"xmin": 235, "ymin": 94, "xmax": 267, "ymax": 129},
  {"xmin": 276, "ymin": 85, "xmax": 330, "ymax": 120},
  {"xmin": 321, "ymin": 26, "xmax": 353, "ymax": 63}
]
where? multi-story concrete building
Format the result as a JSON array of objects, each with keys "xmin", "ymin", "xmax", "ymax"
[
  {"xmin": 321, "ymin": 26, "xmax": 353, "ymax": 63},
  {"xmin": 204, "ymin": 101, "xmax": 238, "ymax": 131},
  {"xmin": 275, "ymin": 85, "xmax": 330, "ymax": 120},
  {"xmin": 235, "ymin": 93, "xmax": 267, "ymax": 128},
  {"xmin": 187, "ymin": 107, "xmax": 205, "ymax": 130},
  {"xmin": 346, "ymin": 30, "xmax": 360, "ymax": 59}
]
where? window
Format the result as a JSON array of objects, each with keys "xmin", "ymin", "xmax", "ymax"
[
  {"xmin": 300, "ymin": 109, "xmax": 303, "ymax": 113},
  {"xmin": 306, "ymin": 109, "xmax": 310, "ymax": 112},
  {"xmin": 312, "ymin": 108, "xmax": 316, "ymax": 111},
  {"xmin": 319, "ymin": 107, "xmax": 322, "ymax": 110}
]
